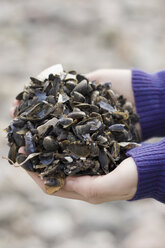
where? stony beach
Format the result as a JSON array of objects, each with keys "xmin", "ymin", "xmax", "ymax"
[{"xmin": 1, "ymin": 1, "xmax": 165, "ymax": 247}]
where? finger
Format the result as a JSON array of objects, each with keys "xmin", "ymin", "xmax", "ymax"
[
  {"xmin": 91, "ymin": 158, "xmax": 138, "ymax": 201},
  {"xmin": 65, "ymin": 175, "xmax": 102, "ymax": 200},
  {"xmin": 27, "ymin": 171, "xmax": 48, "ymax": 192},
  {"xmin": 65, "ymin": 174, "xmax": 120, "ymax": 202},
  {"xmin": 10, "ymin": 106, "xmax": 16, "ymax": 118},
  {"xmin": 64, "ymin": 159, "xmax": 137, "ymax": 202},
  {"xmin": 13, "ymin": 99, "xmax": 20, "ymax": 107},
  {"xmin": 18, "ymin": 146, "xmax": 26, "ymax": 154},
  {"xmin": 54, "ymin": 188, "xmax": 85, "ymax": 201},
  {"xmin": 10, "ymin": 100, "xmax": 20, "ymax": 118},
  {"xmin": 85, "ymin": 71, "xmax": 100, "ymax": 82}
]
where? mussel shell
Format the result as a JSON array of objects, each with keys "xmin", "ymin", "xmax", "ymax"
[
  {"xmin": 91, "ymin": 90, "xmax": 99, "ymax": 104},
  {"xmin": 98, "ymin": 148, "xmax": 110, "ymax": 174},
  {"xmin": 75, "ymin": 103, "xmax": 99, "ymax": 113},
  {"xmin": 13, "ymin": 119, "xmax": 26, "ymax": 128},
  {"xmin": 59, "ymin": 117, "xmax": 73, "ymax": 128},
  {"xmin": 16, "ymin": 153, "xmax": 34, "ymax": 172},
  {"xmin": 76, "ymin": 74, "xmax": 88, "ymax": 83},
  {"xmin": 71, "ymin": 91, "xmax": 86, "ymax": 102},
  {"xmin": 53, "ymin": 102, "xmax": 64, "ymax": 117},
  {"xmin": 67, "ymin": 142, "xmax": 90, "ymax": 157},
  {"xmin": 37, "ymin": 117, "xmax": 58, "ymax": 136},
  {"xmin": 98, "ymin": 101, "xmax": 116, "ymax": 113},
  {"xmin": 65, "ymin": 80, "xmax": 77, "ymax": 91},
  {"xmin": 72, "ymin": 80, "xmax": 92, "ymax": 96},
  {"xmin": 112, "ymin": 111, "xmax": 129, "ymax": 120},
  {"xmin": 25, "ymin": 131, "xmax": 35, "ymax": 155},
  {"xmin": 97, "ymin": 135, "xmax": 108, "ymax": 144},
  {"xmin": 67, "ymin": 111, "xmax": 86, "ymax": 119},
  {"xmin": 16, "ymin": 91, "xmax": 24, "ymax": 101},
  {"xmin": 64, "ymin": 73, "xmax": 77, "ymax": 81},
  {"xmin": 20, "ymin": 102, "xmax": 54, "ymax": 121},
  {"xmin": 107, "ymin": 89, "xmax": 118, "ymax": 106},
  {"xmin": 44, "ymin": 178, "xmax": 65, "ymax": 194},
  {"xmin": 39, "ymin": 153, "xmax": 54, "ymax": 165},
  {"xmin": 58, "ymin": 93, "xmax": 69, "ymax": 103},
  {"xmin": 8, "ymin": 143, "xmax": 18, "ymax": 164},
  {"xmin": 30, "ymin": 77, "xmax": 43, "ymax": 86},
  {"xmin": 109, "ymin": 124, "xmax": 125, "ymax": 132},
  {"xmin": 111, "ymin": 141, "xmax": 120, "ymax": 160},
  {"xmin": 46, "ymin": 95, "xmax": 56, "ymax": 105},
  {"xmin": 43, "ymin": 136, "xmax": 58, "ymax": 151},
  {"xmin": 119, "ymin": 142, "xmax": 141, "ymax": 149}
]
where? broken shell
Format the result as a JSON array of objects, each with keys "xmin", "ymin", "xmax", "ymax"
[
  {"xmin": 98, "ymin": 101, "xmax": 116, "ymax": 113},
  {"xmin": 119, "ymin": 142, "xmax": 141, "ymax": 149},
  {"xmin": 8, "ymin": 143, "xmax": 17, "ymax": 164},
  {"xmin": 16, "ymin": 153, "xmax": 34, "ymax": 171},
  {"xmin": 59, "ymin": 117, "xmax": 73, "ymax": 128},
  {"xmin": 43, "ymin": 136, "xmax": 58, "ymax": 151},
  {"xmin": 68, "ymin": 142, "xmax": 90, "ymax": 157},
  {"xmin": 44, "ymin": 178, "xmax": 65, "ymax": 194},
  {"xmin": 67, "ymin": 111, "xmax": 86, "ymax": 119},
  {"xmin": 65, "ymin": 80, "xmax": 77, "ymax": 91},
  {"xmin": 37, "ymin": 117, "xmax": 58, "ymax": 136},
  {"xmin": 71, "ymin": 91, "xmax": 86, "ymax": 102},
  {"xmin": 111, "ymin": 141, "xmax": 120, "ymax": 160},
  {"xmin": 91, "ymin": 90, "xmax": 99, "ymax": 104},
  {"xmin": 20, "ymin": 102, "xmax": 54, "ymax": 121},
  {"xmin": 99, "ymin": 148, "xmax": 110, "ymax": 174},
  {"xmin": 109, "ymin": 124, "xmax": 125, "ymax": 132},
  {"xmin": 75, "ymin": 103, "xmax": 99, "ymax": 113},
  {"xmin": 97, "ymin": 135, "xmax": 108, "ymax": 144},
  {"xmin": 72, "ymin": 79, "xmax": 93, "ymax": 95},
  {"xmin": 25, "ymin": 131, "xmax": 35, "ymax": 155}
]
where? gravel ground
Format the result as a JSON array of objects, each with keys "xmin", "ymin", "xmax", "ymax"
[{"xmin": 1, "ymin": 1, "xmax": 165, "ymax": 247}]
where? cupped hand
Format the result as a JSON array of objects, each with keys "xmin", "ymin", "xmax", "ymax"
[
  {"xmin": 10, "ymin": 65, "xmax": 138, "ymax": 204},
  {"xmin": 28, "ymin": 157, "xmax": 138, "ymax": 204},
  {"xmin": 86, "ymin": 69, "xmax": 141, "ymax": 137},
  {"xmin": 86, "ymin": 69, "xmax": 134, "ymax": 105}
]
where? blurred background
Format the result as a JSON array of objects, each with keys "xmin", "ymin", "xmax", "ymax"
[{"xmin": 0, "ymin": 0, "xmax": 165, "ymax": 247}]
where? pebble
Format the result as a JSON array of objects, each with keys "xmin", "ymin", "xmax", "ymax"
[
  {"xmin": 1, "ymin": 1, "xmax": 165, "ymax": 248},
  {"xmin": 32, "ymin": 210, "xmax": 74, "ymax": 241}
]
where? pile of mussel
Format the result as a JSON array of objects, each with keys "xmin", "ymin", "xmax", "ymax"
[{"xmin": 6, "ymin": 68, "xmax": 141, "ymax": 193}]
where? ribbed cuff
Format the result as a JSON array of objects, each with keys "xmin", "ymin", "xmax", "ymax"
[
  {"xmin": 126, "ymin": 139, "xmax": 165, "ymax": 203},
  {"xmin": 132, "ymin": 69, "xmax": 165, "ymax": 140}
]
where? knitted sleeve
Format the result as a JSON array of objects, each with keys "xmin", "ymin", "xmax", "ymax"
[
  {"xmin": 126, "ymin": 70, "xmax": 165, "ymax": 203},
  {"xmin": 126, "ymin": 140, "xmax": 165, "ymax": 203},
  {"xmin": 132, "ymin": 69, "xmax": 165, "ymax": 140}
]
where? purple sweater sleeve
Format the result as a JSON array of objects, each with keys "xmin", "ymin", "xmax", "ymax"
[
  {"xmin": 132, "ymin": 69, "xmax": 165, "ymax": 140},
  {"xmin": 126, "ymin": 69, "xmax": 165, "ymax": 203}
]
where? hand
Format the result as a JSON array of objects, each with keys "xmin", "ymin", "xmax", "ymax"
[
  {"xmin": 86, "ymin": 69, "xmax": 141, "ymax": 137},
  {"xmin": 86, "ymin": 69, "xmax": 134, "ymax": 105},
  {"xmin": 10, "ymin": 65, "xmax": 138, "ymax": 204},
  {"xmin": 28, "ymin": 156, "xmax": 138, "ymax": 204}
]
